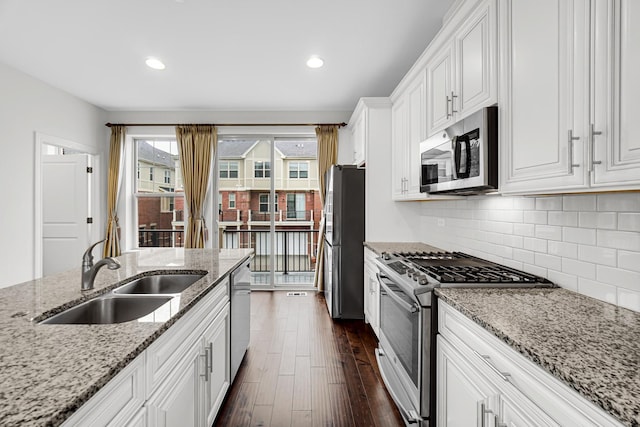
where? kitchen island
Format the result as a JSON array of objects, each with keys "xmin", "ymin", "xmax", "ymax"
[{"xmin": 0, "ymin": 248, "xmax": 253, "ymax": 426}]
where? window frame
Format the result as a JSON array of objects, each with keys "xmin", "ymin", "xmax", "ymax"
[
  {"xmin": 229, "ymin": 193, "xmax": 236, "ymax": 209},
  {"xmin": 219, "ymin": 160, "xmax": 239, "ymax": 179},
  {"xmin": 254, "ymin": 161, "xmax": 271, "ymax": 178},
  {"xmin": 289, "ymin": 161, "xmax": 309, "ymax": 179}
]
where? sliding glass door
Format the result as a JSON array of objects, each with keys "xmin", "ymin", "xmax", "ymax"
[{"xmin": 217, "ymin": 136, "xmax": 320, "ymax": 289}]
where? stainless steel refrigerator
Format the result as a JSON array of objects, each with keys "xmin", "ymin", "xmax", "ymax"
[{"xmin": 323, "ymin": 164, "xmax": 365, "ymax": 319}]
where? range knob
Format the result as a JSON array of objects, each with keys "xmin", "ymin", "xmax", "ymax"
[
  {"xmin": 406, "ymin": 268, "xmax": 416, "ymax": 277},
  {"xmin": 417, "ymin": 275, "xmax": 429, "ymax": 285},
  {"xmin": 381, "ymin": 252, "xmax": 390, "ymax": 260}
]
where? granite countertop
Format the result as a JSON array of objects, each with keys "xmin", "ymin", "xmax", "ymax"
[
  {"xmin": 435, "ymin": 287, "xmax": 640, "ymax": 427},
  {"xmin": 0, "ymin": 248, "xmax": 253, "ymax": 427},
  {"xmin": 364, "ymin": 241, "xmax": 444, "ymax": 256}
]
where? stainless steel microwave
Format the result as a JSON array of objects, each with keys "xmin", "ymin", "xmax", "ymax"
[{"xmin": 420, "ymin": 106, "xmax": 498, "ymax": 195}]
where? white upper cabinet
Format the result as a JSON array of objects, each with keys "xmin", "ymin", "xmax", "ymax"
[
  {"xmin": 351, "ymin": 108, "xmax": 367, "ymax": 167},
  {"xmin": 500, "ymin": 0, "xmax": 590, "ymax": 194},
  {"xmin": 591, "ymin": 0, "xmax": 640, "ymax": 188},
  {"xmin": 427, "ymin": 0, "xmax": 497, "ymax": 137},
  {"xmin": 427, "ymin": 45, "xmax": 454, "ymax": 134},
  {"xmin": 392, "ymin": 72, "xmax": 428, "ymax": 201},
  {"xmin": 500, "ymin": 0, "xmax": 640, "ymax": 194}
]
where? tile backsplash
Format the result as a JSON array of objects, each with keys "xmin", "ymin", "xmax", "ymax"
[{"xmin": 418, "ymin": 193, "xmax": 640, "ymax": 312}]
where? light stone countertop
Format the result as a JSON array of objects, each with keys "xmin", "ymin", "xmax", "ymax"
[
  {"xmin": 0, "ymin": 248, "xmax": 253, "ymax": 427},
  {"xmin": 363, "ymin": 241, "xmax": 444, "ymax": 256},
  {"xmin": 435, "ymin": 287, "xmax": 640, "ymax": 427}
]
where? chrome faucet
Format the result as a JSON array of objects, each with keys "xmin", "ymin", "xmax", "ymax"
[{"xmin": 81, "ymin": 239, "xmax": 121, "ymax": 291}]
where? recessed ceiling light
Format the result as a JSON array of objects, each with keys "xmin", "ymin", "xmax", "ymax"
[
  {"xmin": 306, "ymin": 56, "xmax": 324, "ymax": 69},
  {"xmin": 145, "ymin": 57, "xmax": 166, "ymax": 70}
]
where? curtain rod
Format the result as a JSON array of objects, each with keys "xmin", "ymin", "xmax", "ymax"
[{"xmin": 105, "ymin": 122, "xmax": 347, "ymax": 128}]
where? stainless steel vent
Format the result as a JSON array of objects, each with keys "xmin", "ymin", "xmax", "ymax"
[{"xmin": 286, "ymin": 292, "xmax": 307, "ymax": 297}]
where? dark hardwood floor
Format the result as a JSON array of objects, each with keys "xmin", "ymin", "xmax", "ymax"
[{"xmin": 215, "ymin": 291, "xmax": 404, "ymax": 427}]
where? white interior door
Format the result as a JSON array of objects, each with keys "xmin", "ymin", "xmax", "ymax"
[{"xmin": 42, "ymin": 154, "xmax": 91, "ymax": 275}]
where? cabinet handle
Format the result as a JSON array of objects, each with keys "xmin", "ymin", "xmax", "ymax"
[
  {"xmin": 473, "ymin": 350, "xmax": 511, "ymax": 382},
  {"xmin": 495, "ymin": 414, "xmax": 507, "ymax": 427},
  {"xmin": 568, "ymin": 130, "xmax": 581, "ymax": 174},
  {"xmin": 478, "ymin": 402, "xmax": 494, "ymax": 427},
  {"xmin": 590, "ymin": 123, "xmax": 603, "ymax": 170},
  {"xmin": 208, "ymin": 342, "xmax": 214, "ymax": 374},
  {"xmin": 450, "ymin": 91, "xmax": 458, "ymax": 114},
  {"xmin": 446, "ymin": 96, "xmax": 452, "ymax": 119},
  {"xmin": 200, "ymin": 348, "xmax": 210, "ymax": 382}
]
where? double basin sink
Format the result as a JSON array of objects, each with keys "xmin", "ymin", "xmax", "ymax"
[{"xmin": 40, "ymin": 273, "xmax": 205, "ymax": 325}]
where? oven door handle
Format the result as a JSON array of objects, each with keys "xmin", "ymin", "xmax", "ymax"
[{"xmin": 377, "ymin": 273, "xmax": 419, "ymax": 314}]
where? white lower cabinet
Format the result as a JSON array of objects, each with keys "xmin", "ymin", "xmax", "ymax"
[
  {"xmin": 61, "ymin": 276, "xmax": 232, "ymax": 427},
  {"xmin": 147, "ymin": 303, "xmax": 230, "ymax": 427},
  {"xmin": 363, "ymin": 247, "xmax": 380, "ymax": 338},
  {"xmin": 61, "ymin": 355, "xmax": 146, "ymax": 427},
  {"xmin": 146, "ymin": 343, "xmax": 202, "ymax": 427},
  {"xmin": 437, "ymin": 300, "xmax": 624, "ymax": 427},
  {"xmin": 437, "ymin": 335, "xmax": 498, "ymax": 427},
  {"xmin": 202, "ymin": 305, "xmax": 231, "ymax": 426}
]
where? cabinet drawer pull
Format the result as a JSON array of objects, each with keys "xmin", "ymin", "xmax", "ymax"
[
  {"xmin": 446, "ymin": 96, "xmax": 452, "ymax": 119},
  {"xmin": 473, "ymin": 350, "xmax": 511, "ymax": 382},
  {"xmin": 568, "ymin": 130, "xmax": 581, "ymax": 174}
]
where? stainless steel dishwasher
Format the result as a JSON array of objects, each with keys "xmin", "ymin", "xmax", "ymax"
[{"xmin": 229, "ymin": 260, "xmax": 251, "ymax": 381}]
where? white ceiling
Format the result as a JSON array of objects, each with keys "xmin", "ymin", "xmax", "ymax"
[{"xmin": 0, "ymin": 0, "xmax": 453, "ymax": 112}]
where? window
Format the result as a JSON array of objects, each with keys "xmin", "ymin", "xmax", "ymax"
[
  {"xmin": 286, "ymin": 193, "xmax": 306, "ymax": 219},
  {"xmin": 259, "ymin": 193, "xmax": 277, "ymax": 212},
  {"xmin": 220, "ymin": 161, "xmax": 239, "ymax": 178},
  {"xmin": 134, "ymin": 139, "xmax": 183, "ymax": 248},
  {"xmin": 254, "ymin": 161, "xmax": 271, "ymax": 178},
  {"xmin": 229, "ymin": 193, "xmax": 236, "ymax": 209},
  {"xmin": 160, "ymin": 196, "xmax": 175, "ymax": 213},
  {"xmin": 289, "ymin": 162, "xmax": 309, "ymax": 179}
]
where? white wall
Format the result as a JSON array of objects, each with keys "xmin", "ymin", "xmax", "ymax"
[
  {"xmin": 0, "ymin": 62, "xmax": 107, "ymax": 288},
  {"xmin": 417, "ymin": 193, "xmax": 640, "ymax": 312}
]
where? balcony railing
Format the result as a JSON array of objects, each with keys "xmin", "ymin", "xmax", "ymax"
[
  {"xmin": 221, "ymin": 229, "xmax": 319, "ymax": 273},
  {"xmin": 219, "ymin": 209, "xmax": 315, "ymax": 223},
  {"xmin": 139, "ymin": 229, "xmax": 184, "ymax": 247}
]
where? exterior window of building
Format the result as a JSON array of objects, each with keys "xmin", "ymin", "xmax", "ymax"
[
  {"xmin": 160, "ymin": 196, "xmax": 174, "ymax": 213},
  {"xmin": 164, "ymin": 170, "xmax": 171, "ymax": 184},
  {"xmin": 229, "ymin": 193, "xmax": 236, "ymax": 209},
  {"xmin": 149, "ymin": 167, "xmax": 154, "ymax": 181},
  {"xmin": 254, "ymin": 161, "xmax": 271, "ymax": 178},
  {"xmin": 289, "ymin": 162, "xmax": 309, "ymax": 179},
  {"xmin": 286, "ymin": 193, "xmax": 306, "ymax": 219},
  {"xmin": 259, "ymin": 193, "xmax": 277, "ymax": 212},
  {"xmin": 220, "ymin": 161, "xmax": 239, "ymax": 178}
]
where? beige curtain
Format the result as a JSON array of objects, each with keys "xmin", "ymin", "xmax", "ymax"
[
  {"xmin": 313, "ymin": 125, "xmax": 339, "ymax": 291},
  {"xmin": 176, "ymin": 125, "xmax": 217, "ymax": 248},
  {"xmin": 104, "ymin": 125, "xmax": 125, "ymax": 257}
]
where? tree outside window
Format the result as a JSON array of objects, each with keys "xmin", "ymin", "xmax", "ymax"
[{"xmin": 254, "ymin": 161, "xmax": 271, "ymax": 178}]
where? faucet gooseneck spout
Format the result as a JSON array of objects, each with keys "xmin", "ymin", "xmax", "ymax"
[{"xmin": 81, "ymin": 239, "xmax": 121, "ymax": 291}]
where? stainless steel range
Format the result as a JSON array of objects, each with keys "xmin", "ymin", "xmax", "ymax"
[{"xmin": 374, "ymin": 251, "xmax": 555, "ymax": 426}]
